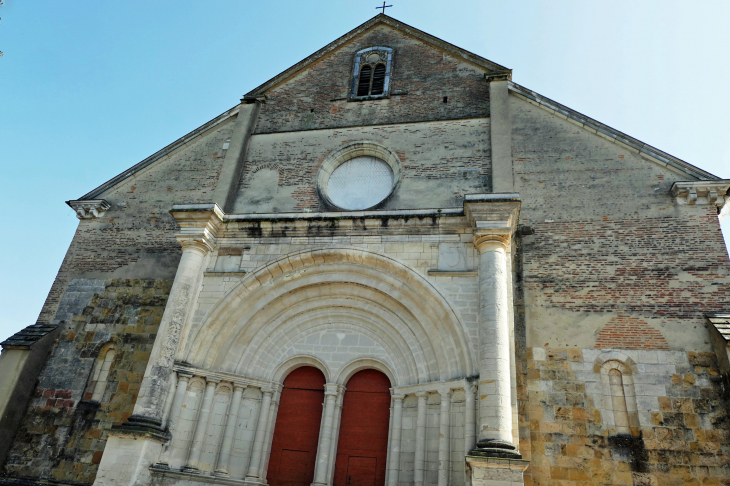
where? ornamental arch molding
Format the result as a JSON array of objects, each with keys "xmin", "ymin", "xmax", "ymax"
[{"xmin": 184, "ymin": 248, "xmax": 475, "ymax": 386}]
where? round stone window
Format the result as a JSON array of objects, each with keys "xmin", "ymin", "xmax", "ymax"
[{"xmin": 326, "ymin": 156, "xmax": 394, "ymax": 210}]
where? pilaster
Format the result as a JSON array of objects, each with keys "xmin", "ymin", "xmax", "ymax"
[
  {"xmin": 486, "ymin": 72, "xmax": 514, "ymax": 193},
  {"xmin": 212, "ymin": 100, "xmax": 263, "ymax": 212}
]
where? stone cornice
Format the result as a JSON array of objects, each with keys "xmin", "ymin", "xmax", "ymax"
[
  {"xmin": 173, "ymin": 361, "xmax": 282, "ymax": 392},
  {"xmin": 463, "ymin": 194, "xmax": 521, "ymax": 250},
  {"xmin": 171, "ymin": 203, "xmax": 224, "ymax": 254},
  {"xmin": 168, "ymin": 196, "xmax": 523, "ymax": 243},
  {"xmin": 671, "ymin": 180, "xmax": 730, "ymax": 216},
  {"xmin": 66, "ymin": 199, "xmax": 111, "ymax": 219}
]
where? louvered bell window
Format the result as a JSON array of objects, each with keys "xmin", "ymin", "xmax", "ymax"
[{"xmin": 351, "ymin": 47, "xmax": 393, "ymax": 99}]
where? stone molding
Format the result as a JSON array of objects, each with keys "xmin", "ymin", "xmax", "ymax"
[
  {"xmin": 671, "ymin": 180, "xmax": 730, "ymax": 219},
  {"xmin": 66, "ymin": 199, "xmax": 111, "ymax": 219},
  {"xmin": 463, "ymin": 195, "xmax": 521, "ymax": 250},
  {"xmin": 315, "ymin": 141, "xmax": 402, "ymax": 211},
  {"xmin": 171, "ymin": 203, "xmax": 224, "ymax": 253},
  {"xmin": 390, "ymin": 376, "xmax": 470, "ymax": 396},
  {"xmin": 172, "ymin": 362, "xmax": 282, "ymax": 393}
]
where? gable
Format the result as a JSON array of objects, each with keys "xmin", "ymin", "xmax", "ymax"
[{"xmin": 252, "ymin": 22, "xmax": 498, "ymax": 133}]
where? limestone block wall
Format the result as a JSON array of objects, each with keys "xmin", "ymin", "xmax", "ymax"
[
  {"xmin": 184, "ymin": 230, "xmax": 482, "ymax": 370},
  {"xmin": 232, "ymin": 118, "xmax": 491, "ymax": 213},
  {"xmin": 166, "ymin": 382, "xmax": 261, "ymax": 474},
  {"xmin": 2, "ymin": 279, "xmax": 171, "ymax": 484},
  {"xmin": 519, "ymin": 347, "xmax": 730, "ymax": 486},
  {"xmin": 252, "ymin": 24, "xmax": 490, "ymax": 134}
]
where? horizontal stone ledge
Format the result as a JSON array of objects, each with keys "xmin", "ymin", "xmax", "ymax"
[
  {"xmin": 203, "ymin": 271, "xmax": 247, "ymax": 277},
  {"xmin": 427, "ymin": 269, "xmax": 478, "ymax": 277}
]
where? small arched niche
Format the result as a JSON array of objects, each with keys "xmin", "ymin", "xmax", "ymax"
[{"xmin": 599, "ymin": 359, "xmax": 640, "ymax": 437}]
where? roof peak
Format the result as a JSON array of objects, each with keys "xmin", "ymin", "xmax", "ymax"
[{"xmin": 242, "ymin": 14, "xmax": 510, "ymax": 100}]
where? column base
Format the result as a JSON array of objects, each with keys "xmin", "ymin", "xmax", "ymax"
[
  {"xmin": 466, "ymin": 455, "xmax": 529, "ymax": 486},
  {"xmin": 470, "ymin": 439, "xmax": 523, "ymax": 459},
  {"xmin": 113, "ymin": 414, "xmax": 169, "ymax": 440},
  {"xmin": 93, "ymin": 431, "xmax": 165, "ymax": 486}
]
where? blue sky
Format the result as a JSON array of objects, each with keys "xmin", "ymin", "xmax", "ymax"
[{"xmin": 0, "ymin": 0, "xmax": 728, "ymax": 342}]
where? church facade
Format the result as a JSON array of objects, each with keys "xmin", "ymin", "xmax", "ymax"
[{"xmin": 1, "ymin": 14, "xmax": 730, "ymax": 486}]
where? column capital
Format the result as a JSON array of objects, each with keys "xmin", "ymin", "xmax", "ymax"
[
  {"xmin": 463, "ymin": 196, "xmax": 520, "ymax": 252},
  {"xmin": 415, "ymin": 391, "xmax": 428, "ymax": 398},
  {"xmin": 391, "ymin": 393, "xmax": 405, "ymax": 401},
  {"xmin": 177, "ymin": 372, "xmax": 194, "ymax": 381},
  {"xmin": 171, "ymin": 203, "xmax": 225, "ymax": 255},
  {"xmin": 205, "ymin": 378, "xmax": 221, "ymax": 386},
  {"xmin": 233, "ymin": 384, "xmax": 247, "ymax": 392},
  {"xmin": 324, "ymin": 383, "xmax": 345, "ymax": 396},
  {"xmin": 260, "ymin": 387, "xmax": 275, "ymax": 396}
]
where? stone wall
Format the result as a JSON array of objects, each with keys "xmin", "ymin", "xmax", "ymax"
[
  {"xmin": 253, "ymin": 24, "xmax": 490, "ymax": 134},
  {"xmin": 2, "ymin": 279, "xmax": 171, "ymax": 484},
  {"xmin": 519, "ymin": 347, "xmax": 730, "ymax": 486},
  {"xmin": 36, "ymin": 117, "xmax": 234, "ymax": 327},
  {"xmin": 233, "ymin": 118, "xmax": 491, "ymax": 214}
]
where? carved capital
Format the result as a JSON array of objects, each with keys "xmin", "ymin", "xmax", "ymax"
[
  {"xmin": 66, "ymin": 199, "xmax": 111, "ymax": 219},
  {"xmin": 324, "ymin": 383, "xmax": 344, "ymax": 396},
  {"xmin": 463, "ymin": 195, "xmax": 520, "ymax": 252},
  {"xmin": 473, "ymin": 230, "xmax": 511, "ymax": 253},
  {"xmin": 177, "ymin": 236, "xmax": 214, "ymax": 255},
  {"xmin": 171, "ymin": 203, "xmax": 224, "ymax": 254},
  {"xmin": 671, "ymin": 180, "xmax": 730, "ymax": 212}
]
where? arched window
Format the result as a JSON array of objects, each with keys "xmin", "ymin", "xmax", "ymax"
[
  {"xmin": 85, "ymin": 343, "xmax": 116, "ymax": 402},
  {"xmin": 351, "ymin": 47, "xmax": 393, "ymax": 99}
]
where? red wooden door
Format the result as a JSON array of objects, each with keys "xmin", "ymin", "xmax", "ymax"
[
  {"xmin": 333, "ymin": 370, "xmax": 391, "ymax": 486},
  {"xmin": 267, "ymin": 367, "xmax": 326, "ymax": 486},
  {"xmin": 346, "ymin": 456, "xmax": 377, "ymax": 486}
]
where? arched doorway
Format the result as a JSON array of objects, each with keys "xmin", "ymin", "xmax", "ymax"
[
  {"xmin": 267, "ymin": 367, "xmax": 326, "ymax": 486},
  {"xmin": 333, "ymin": 369, "xmax": 391, "ymax": 486}
]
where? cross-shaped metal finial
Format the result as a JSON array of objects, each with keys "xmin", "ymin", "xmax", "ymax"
[{"xmin": 376, "ymin": 2, "xmax": 392, "ymax": 14}]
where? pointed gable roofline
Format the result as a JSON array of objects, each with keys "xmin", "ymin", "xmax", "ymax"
[
  {"xmin": 72, "ymin": 15, "xmax": 718, "ymax": 202},
  {"xmin": 242, "ymin": 13, "xmax": 511, "ymax": 101},
  {"xmin": 508, "ymin": 82, "xmax": 720, "ymax": 181}
]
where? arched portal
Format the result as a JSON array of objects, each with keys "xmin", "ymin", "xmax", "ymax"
[
  {"xmin": 333, "ymin": 369, "xmax": 391, "ymax": 486},
  {"xmin": 267, "ymin": 367, "xmax": 326, "ymax": 486},
  {"xmin": 185, "ymin": 248, "xmax": 476, "ymax": 386}
]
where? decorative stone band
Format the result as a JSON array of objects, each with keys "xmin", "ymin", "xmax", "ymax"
[
  {"xmin": 672, "ymin": 180, "xmax": 730, "ymax": 222},
  {"xmin": 172, "ymin": 362, "xmax": 282, "ymax": 393},
  {"xmin": 66, "ymin": 199, "xmax": 111, "ymax": 219}
]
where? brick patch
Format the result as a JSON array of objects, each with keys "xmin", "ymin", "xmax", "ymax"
[{"xmin": 595, "ymin": 316, "xmax": 669, "ymax": 350}]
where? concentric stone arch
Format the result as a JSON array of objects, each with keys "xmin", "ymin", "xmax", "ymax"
[{"xmin": 184, "ymin": 248, "xmax": 475, "ymax": 385}]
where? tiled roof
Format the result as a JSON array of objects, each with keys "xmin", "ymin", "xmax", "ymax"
[{"xmin": 1, "ymin": 324, "xmax": 57, "ymax": 349}]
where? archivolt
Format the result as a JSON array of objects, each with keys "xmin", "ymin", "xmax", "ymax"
[{"xmin": 184, "ymin": 248, "xmax": 475, "ymax": 385}]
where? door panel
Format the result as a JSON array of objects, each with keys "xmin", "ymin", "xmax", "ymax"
[
  {"xmin": 333, "ymin": 370, "xmax": 391, "ymax": 486},
  {"xmin": 346, "ymin": 456, "xmax": 377, "ymax": 486},
  {"xmin": 277, "ymin": 450, "xmax": 309, "ymax": 486},
  {"xmin": 267, "ymin": 367, "xmax": 325, "ymax": 486}
]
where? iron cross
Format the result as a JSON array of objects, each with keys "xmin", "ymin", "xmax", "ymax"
[{"xmin": 376, "ymin": 2, "xmax": 392, "ymax": 14}]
